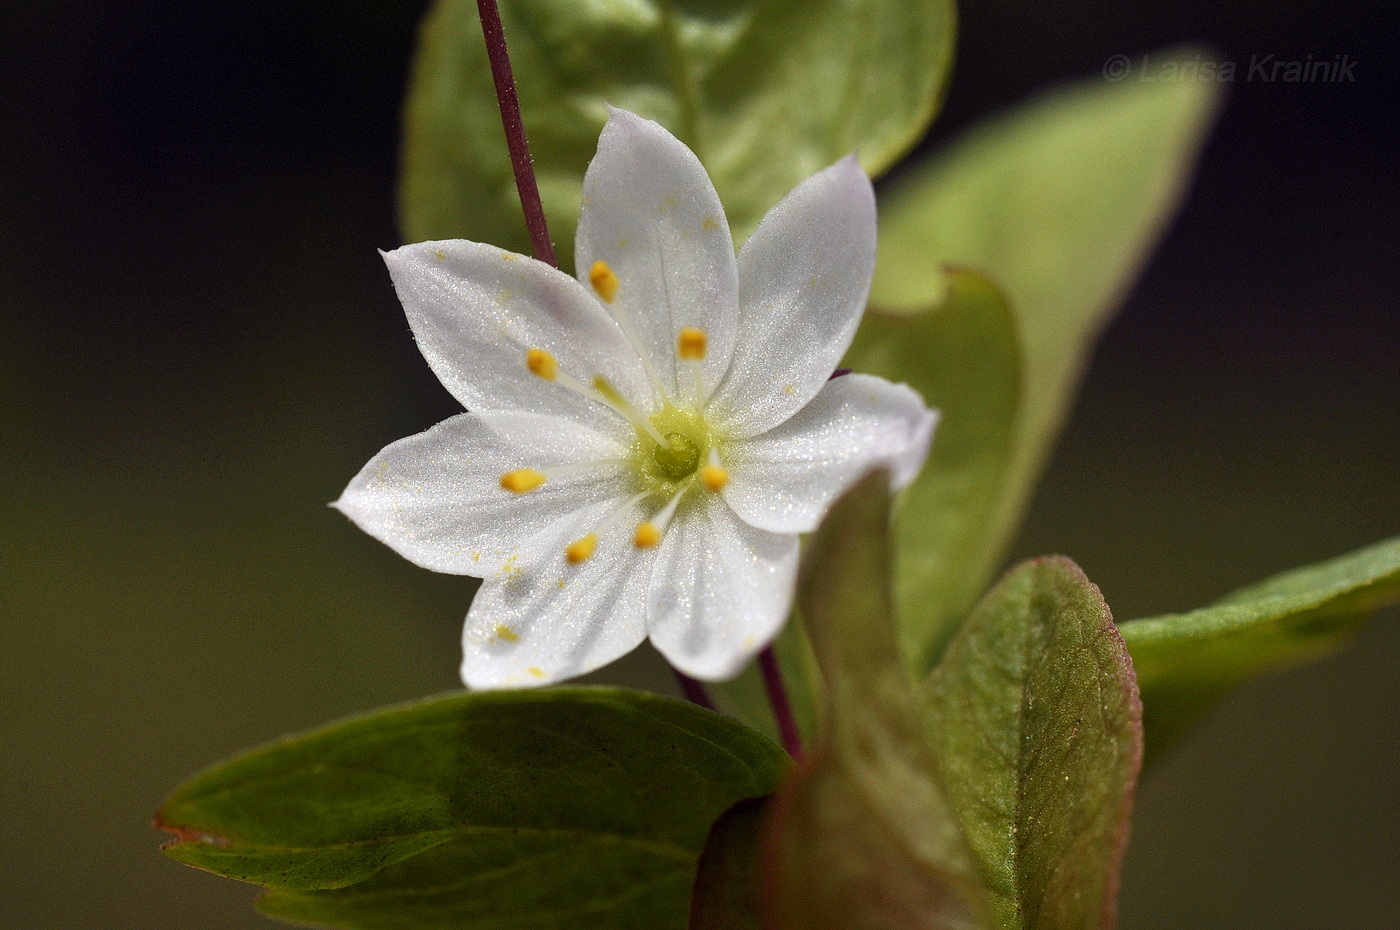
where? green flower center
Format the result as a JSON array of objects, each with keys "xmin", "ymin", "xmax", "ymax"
[
  {"xmin": 651, "ymin": 431, "xmax": 701, "ymax": 480},
  {"xmin": 634, "ymin": 405, "xmax": 712, "ymax": 491}
]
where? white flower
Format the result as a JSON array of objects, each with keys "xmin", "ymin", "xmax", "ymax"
[{"xmin": 335, "ymin": 108, "xmax": 936, "ymax": 688}]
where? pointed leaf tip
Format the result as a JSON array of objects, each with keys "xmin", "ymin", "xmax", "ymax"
[
  {"xmin": 924, "ymin": 556, "xmax": 1143, "ymax": 930},
  {"xmin": 1121, "ymin": 534, "xmax": 1400, "ymax": 764},
  {"xmin": 158, "ymin": 688, "xmax": 788, "ymax": 928}
]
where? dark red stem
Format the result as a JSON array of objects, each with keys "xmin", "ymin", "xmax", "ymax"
[
  {"xmin": 672, "ymin": 667, "xmax": 718, "ymax": 711},
  {"xmin": 759, "ymin": 646, "xmax": 803, "ymax": 759},
  {"xmin": 476, "ymin": 0, "xmax": 557, "ymax": 268}
]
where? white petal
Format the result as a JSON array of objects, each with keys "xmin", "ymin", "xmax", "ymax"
[
  {"xmin": 383, "ymin": 240, "xmax": 654, "ymax": 433},
  {"xmin": 646, "ymin": 493, "xmax": 799, "ymax": 681},
  {"xmin": 708, "ymin": 155, "xmax": 877, "ymax": 438},
  {"xmin": 460, "ymin": 495, "xmax": 655, "ymax": 688},
  {"xmin": 333, "ymin": 411, "xmax": 633, "ymax": 575},
  {"xmin": 574, "ymin": 108, "xmax": 738, "ymax": 405},
  {"xmin": 722, "ymin": 374, "xmax": 937, "ymax": 534}
]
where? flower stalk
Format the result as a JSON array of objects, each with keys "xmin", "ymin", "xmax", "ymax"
[
  {"xmin": 671, "ymin": 668, "xmax": 717, "ymax": 711},
  {"xmin": 475, "ymin": 0, "xmax": 557, "ymax": 268},
  {"xmin": 759, "ymin": 646, "xmax": 803, "ymax": 759}
]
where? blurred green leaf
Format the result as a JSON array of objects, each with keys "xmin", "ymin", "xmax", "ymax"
[
  {"xmin": 868, "ymin": 50, "xmax": 1221, "ymax": 666},
  {"xmin": 1120, "ymin": 535, "xmax": 1400, "ymax": 764},
  {"xmin": 924, "ymin": 557, "xmax": 1142, "ymax": 930},
  {"xmin": 158, "ymin": 688, "xmax": 787, "ymax": 929},
  {"xmin": 708, "ymin": 612, "xmax": 820, "ymax": 751},
  {"xmin": 845, "ymin": 269, "xmax": 1023, "ymax": 671},
  {"xmin": 400, "ymin": 0, "xmax": 955, "ymax": 265},
  {"xmin": 689, "ymin": 797, "xmax": 767, "ymax": 930},
  {"xmin": 763, "ymin": 472, "xmax": 984, "ymax": 930}
]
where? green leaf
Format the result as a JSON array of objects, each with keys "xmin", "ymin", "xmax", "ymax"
[
  {"xmin": 1120, "ymin": 535, "xmax": 1400, "ymax": 764},
  {"xmin": 400, "ymin": 0, "xmax": 955, "ymax": 266},
  {"xmin": 763, "ymin": 471, "xmax": 984, "ymax": 930},
  {"xmin": 157, "ymin": 687, "xmax": 787, "ymax": 929},
  {"xmin": 924, "ymin": 557, "xmax": 1142, "ymax": 930},
  {"xmin": 844, "ymin": 269, "xmax": 1023, "ymax": 671},
  {"xmin": 865, "ymin": 50, "xmax": 1221, "ymax": 666}
]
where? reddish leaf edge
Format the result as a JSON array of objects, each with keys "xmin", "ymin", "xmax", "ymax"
[
  {"xmin": 1023, "ymin": 555, "xmax": 1146, "ymax": 930},
  {"xmin": 152, "ymin": 812, "xmax": 231, "ymax": 851}
]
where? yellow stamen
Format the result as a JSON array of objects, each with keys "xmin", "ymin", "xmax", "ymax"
[
  {"xmin": 536, "ymin": 362, "xmax": 664, "ymax": 443},
  {"xmin": 500, "ymin": 469, "xmax": 547, "ymax": 493},
  {"xmin": 634, "ymin": 488, "xmax": 686, "ymax": 550},
  {"xmin": 634, "ymin": 522, "xmax": 662, "ymax": 548},
  {"xmin": 585, "ymin": 260, "xmax": 665, "ymax": 394},
  {"xmin": 590, "ymin": 375, "xmax": 624, "ymax": 406},
  {"xmin": 494, "ymin": 624, "xmax": 520, "ymax": 642},
  {"xmin": 589, "ymin": 260, "xmax": 619, "ymax": 303},
  {"xmin": 565, "ymin": 533, "xmax": 598, "ymax": 564},
  {"xmin": 526, "ymin": 348, "xmax": 557, "ymax": 380},
  {"xmin": 701, "ymin": 464, "xmax": 729, "ymax": 491},
  {"xmin": 677, "ymin": 327, "xmax": 707, "ymax": 360},
  {"xmin": 591, "ymin": 375, "xmax": 670, "ymax": 447},
  {"xmin": 566, "ymin": 491, "xmax": 653, "ymax": 561}
]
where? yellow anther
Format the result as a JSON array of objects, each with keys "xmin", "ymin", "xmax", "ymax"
[
  {"xmin": 565, "ymin": 533, "xmax": 598, "ymax": 564},
  {"xmin": 634, "ymin": 522, "xmax": 662, "ymax": 548},
  {"xmin": 591, "ymin": 375, "xmax": 622, "ymax": 405},
  {"xmin": 526, "ymin": 348, "xmax": 557, "ymax": 380},
  {"xmin": 494, "ymin": 624, "xmax": 520, "ymax": 643},
  {"xmin": 500, "ymin": 469, "xmax": 547, "ymax": 493},
  {"xmin": 527, "ymin": 666, "xmax": 546, "ymax": 678},
  {"xmin": 701, "ymin": 464, "xmax": 729, "ymax": 491},
  {"xmin": 589, "ymin": 260, "xmax": 619, "ymax": 303},
  {"xmin": 677, "ymin": 327, "xmax": 707, "ymax": 360}
]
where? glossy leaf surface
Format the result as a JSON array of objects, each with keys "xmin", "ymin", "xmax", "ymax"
[{"xmin": 401, "ymin": 0, "xmax": 955, "ymax": 265}]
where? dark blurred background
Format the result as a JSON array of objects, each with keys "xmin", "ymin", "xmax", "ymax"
[{"xmin": 2, "ymin": 1, "xmax": 1395, "ymax": 927}]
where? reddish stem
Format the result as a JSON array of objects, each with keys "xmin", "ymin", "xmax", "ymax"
[
  {"xmin": 672, "ymin": 667, "xmax": 718, "ymax": 711},
  {"xmin": 759, "ymin": 646, "xmax": 803, "ymax": 760},
  {"xmin": 476, "ymin": 0, "xmax": 557, "ymax": 268}
]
